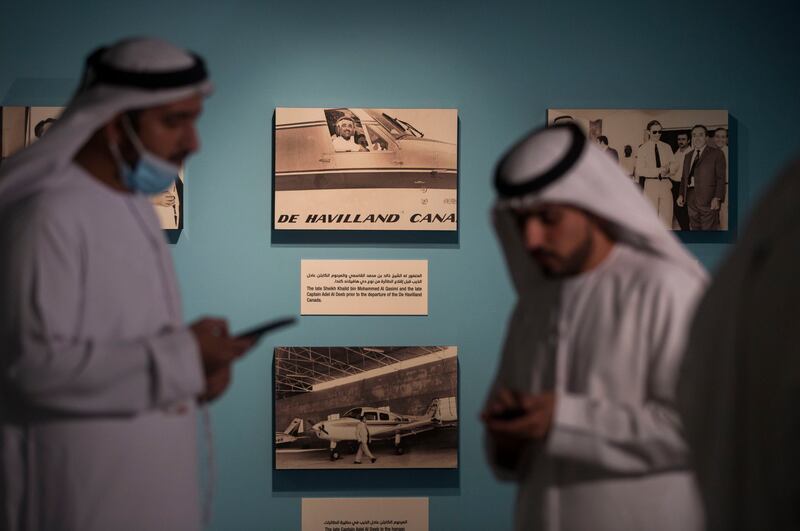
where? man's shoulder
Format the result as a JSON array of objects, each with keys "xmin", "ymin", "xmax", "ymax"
[
  {"xmin": 612, "ymin": 245, "xmax": 706, "ymax": 296},
  {"xmin": 4, "ymin": 169, "xmax": 106, "ymax": 234}
]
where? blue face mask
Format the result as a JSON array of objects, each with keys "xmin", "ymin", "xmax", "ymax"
[{"xmin": 109, "ymin": 116, "xmax": 180, "ymax": 195}]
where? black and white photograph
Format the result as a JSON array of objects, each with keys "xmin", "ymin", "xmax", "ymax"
[
  {"xmin": 1, "ymin": 105, "xmax": 183, "ymax": 231},
  {"xmin": 274, "ymin": 108, "xmax": 458, "ymax": 231},
  {"xmin": 149, "ymin": 169, "xmax": 184, "ymax": 231},
  {"xmin": 274, "ymin": 346, "xmax": 458, "ymax": 470},
  {"xmin": 0, "ymin": 106, "xmax": 62, "ymax": 166},
  {"xmin": 548, "ymin": 109, "xmax": 730, "ymax": 232}
]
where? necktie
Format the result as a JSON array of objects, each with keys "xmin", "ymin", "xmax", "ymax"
[
  {"xmin": 690, "ymin": 150, "xmax": 701, "ymax": 176},
  {"xmin": 654, "ymin": 144, "xmax": 661, "ymax": 168},
  {"xmin": 688, "ymin": 150, "xmax": 701, "ymax": 187}
]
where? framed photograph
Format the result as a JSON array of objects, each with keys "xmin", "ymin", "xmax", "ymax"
[
  {"xmin": 149, "ymin": 169, "xmax": 184, "ymax": 231},
  {"xmin": 274, "ymin": 346, "xmax": 458, "ymax": 469},
  {"xmin": 1, "ymin": 106, "xmax": 184, "ymax": 232},
  {"xmin": 1, "ymin": 106, "xmax": 63, "ymax": 166},
  {"xmin": 548, "ymin": 109, "xmax": 730, "ymax": 232},
  {"xmin": 274, "ymin": 108, "xmax": 458, "ymax": 231}
]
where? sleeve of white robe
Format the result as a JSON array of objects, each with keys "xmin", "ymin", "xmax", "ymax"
[
  {"xmin": 484, "ymin": 302, "xmax": 540, "ymax": 482},
  {"xmin": 546, "ymin": 272, "xmax": 701, "ymax": 474},
  {"xmin": 1, "ymin": 198, "xmax": 204, "ymax": 416}
]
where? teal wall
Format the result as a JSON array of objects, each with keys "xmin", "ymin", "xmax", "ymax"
[{"xmin": 3, "ymin": 1, "xmax": 799, "ymax": 529}]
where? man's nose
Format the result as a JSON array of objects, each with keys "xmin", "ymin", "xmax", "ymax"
[
  {"xmin": 183, "ymin": 126, "xmax": 200, "ymax": 154},
  {"xmin": 524, "ymin": 218, "xmax": 545, "ymax": 249}
]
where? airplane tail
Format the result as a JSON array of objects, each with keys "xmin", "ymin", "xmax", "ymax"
[
  {"xmin": 284, "ymin": 418, "xmax": 304, "ymax": 435},
  {"xmin": 425, "ymin": 396, "xmax": 458, "ymax": 422}
]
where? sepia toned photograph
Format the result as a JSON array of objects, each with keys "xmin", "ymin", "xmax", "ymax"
[
  {"xmin": 0, "ymin": 106, "xmax": 63, "ymax": 166},
  {"xmin": 274, "ymin": 346, "xmax": 458, "ymax": 470},
  {"xmin": 1, "ymin": 106, "xmax": 183, "ymax": 232},
  {"xmin": 274, "ymin": 108, "xmax": 458, "ymax": 231},
  {"xmin": 149, "ymin": 169, "xmax": 184, "ymax": 231},
  {"xmin": 548, "ymin": 109, "xmax": 730, "ymax": 232}
]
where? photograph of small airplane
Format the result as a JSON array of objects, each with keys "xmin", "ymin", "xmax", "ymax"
[
  {"xmin": 273, "ymin": 345, "xmax": 458, "ymax": 470},
  {"xmin": 311, "ymin": 396, "xmax": 457, "ymax": 461}
]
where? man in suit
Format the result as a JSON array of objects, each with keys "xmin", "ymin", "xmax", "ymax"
[
  {"xmin": 669, "ymin": 132, "xmax": 693, "ymax": 230},
  {"xmin": 595, "ymin": 135, "xmax": 619, "ymax": 162},
  {"xmin": 678, "ymin": 125, "xmax": 726, "ymax": 230},
  {"xmin": 713, "ymin": 128, "xmax": 730, "ymax": 230}
]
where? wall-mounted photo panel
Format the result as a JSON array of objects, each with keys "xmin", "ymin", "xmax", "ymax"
[
  {"xmin": 274, "ymin": 346, "xmax": 458, "ymax": 470},
  {"xmin": 1, "ymin": 106, "xmax": 63, "ymax": 166},
  {"xmin": 1, "ymin": 106, "xmax": 183, "ymax": 232},
  {"xmin": 547, "ymin": 109, "xmax": 730, "ymax": 232},
  {"xmin": 274, "ymin": 108, "xmax": 458, "ymax": 231}
]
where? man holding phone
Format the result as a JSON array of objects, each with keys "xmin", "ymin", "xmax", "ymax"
[
  {"xmin": 0, "ymin": 38, "xmax": 260, "ymax": 531},
  {"xmin": 482, "ymin": 123, "xmax": 706, "ymax": 531}
]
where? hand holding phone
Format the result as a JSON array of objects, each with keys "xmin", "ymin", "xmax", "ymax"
[{"xmin": 235, "ymin": 316, "xmax": 297, "ymax": 341}]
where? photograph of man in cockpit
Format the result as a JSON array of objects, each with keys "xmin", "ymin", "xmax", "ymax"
[{"xmin": 274, "ymin": 107, "xmax": 458, "ymax": 231}]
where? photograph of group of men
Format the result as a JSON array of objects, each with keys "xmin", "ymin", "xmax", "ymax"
[
  {"xmin": 548, "ymin": 109, "xmax": 730, "ymax": 231},
  {"xmin": 1, "ymin": 105, "xmax": 184, "ymax": 231}
]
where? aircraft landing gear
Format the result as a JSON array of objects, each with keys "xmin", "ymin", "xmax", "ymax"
[
  {"xmin": 329, "ymin": 442, "xmax": 340, "ymax": 461},
  {"xmin": 394, "ymin": 433, "xmax": 404, "ymax": 455}
]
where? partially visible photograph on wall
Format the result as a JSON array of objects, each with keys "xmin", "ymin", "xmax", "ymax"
[
  {"xmin": 274, "ymin": 108, "xmax": 458, "ymax": 231},
  {"xmin": 0, "ymin": 106, "xmax": 63, "ymax": 166},
  {"xmin": 274, "ymin": 345, "xmax": 458, "ymax": 470},
  {"xmin": 149, "ymin": 169, "xmax": 184, "ymax": 230},
  {"xmin": 548, "ymin": 109, "xmax": 730, "ymax": 232},
  {"xmin": 1, "ymin": 105, "xmax": 184, "ymax": 232}
]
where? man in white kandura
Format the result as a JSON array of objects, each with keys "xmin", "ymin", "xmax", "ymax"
[
  {"xmin": 330, "ymin": 116, "xmax": 366, "ymax": 152},
  {"xmin": 678, "ymin": 158, "xmax": 800, "ymax": 531},
  {"xmin": 482, "ymin": 123, "xmax": 706, "ymax": 531},
  {"xmin": 0, "ymin": 38, "xmax": 255, "ymax": 531}
]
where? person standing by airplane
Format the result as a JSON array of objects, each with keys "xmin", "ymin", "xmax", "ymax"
[{"xmin": 354, "ymin": 414, "xmax": 376, "ymax": 464}]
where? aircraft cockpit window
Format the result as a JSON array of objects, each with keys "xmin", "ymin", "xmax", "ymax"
[
  {"xmin": 343, "ymin": 408, "xmax": 361, "ymax": 419},
  {"xmin": 324, "ymin": 109, "xmax": 368, "ymax": 153},
  {"xmin": 363, "ymin": 412, "xmax": 378, "ymax": 421},
  {"xmin": 379, "ymin": 412, "xmax": 389, "ymax": 421},
  {"xmin": 365, "ymin": 125, "xmax": 393, "ymax": 152}
]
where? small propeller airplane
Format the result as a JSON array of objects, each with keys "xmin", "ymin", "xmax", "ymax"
[{"xmin": 310, "ymin": 396, "xmax": 457, "ymax": 460}]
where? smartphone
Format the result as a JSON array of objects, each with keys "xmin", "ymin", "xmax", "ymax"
[
  {"xmin": 491, "ymin": 408, "xmax": 526, "ymax": 421},
  {"xmin": 235, "ymin": 316, "xmax": 297, "ymax": 341}
]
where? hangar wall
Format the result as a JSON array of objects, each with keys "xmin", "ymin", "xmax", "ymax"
[
  {"xmin": 2, "ymin": 0, "xmax": 799, "ymax": 529},
  {"xmin": 276, "ymin": 357, "xmax": 458, "ymax": 430}
]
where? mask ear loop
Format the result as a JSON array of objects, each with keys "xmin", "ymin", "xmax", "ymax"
[
  {"xmin": 106, "ymin": 134, "xmax": 134, "ymax": 191},
  {"xmin": 120, "ymin": 114, "xmax": 146, "ymax": 154}
]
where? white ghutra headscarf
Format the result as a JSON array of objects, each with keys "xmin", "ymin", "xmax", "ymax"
[{"xmin": 493, "ymin": 122, "xmax": 707, "ymax": 298}]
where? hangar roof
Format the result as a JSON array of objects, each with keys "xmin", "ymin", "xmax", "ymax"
[{"xmin": 274, "ymin": 346, "xmax": 450, "ymax": 399}]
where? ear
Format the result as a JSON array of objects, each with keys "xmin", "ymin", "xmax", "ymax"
[{"xmin": 102, "ymin": 113, "xmax": 126, "ymax": 145}]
